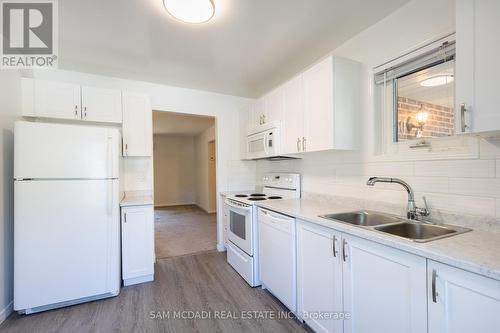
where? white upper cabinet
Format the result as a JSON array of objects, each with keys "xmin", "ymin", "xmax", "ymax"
[
  {"xmin": 428, "ymin": 260, "xmax": 500, "ymax": 333},
  {"xmin": 303, "ymin": 57, "xmax": 335, "ymax": 153},
  {"xmin": 456, "ymin": 0, "xmax": 500, "ymax": 135},
  {"xmin": 22, "ymin": 78, "xmax": 123, "ymax": 124},
  {"xmin": 81, "ymin": 86, "xmax": 122, "ymax": 123},
  {"xmin": 252, "ymin": 97, "xmax": 267, "ymax": 129},
  {"xmin": 244, "ymin": 55, "xmax": 360, "ymax": 156},
  {"xmin": 247, "ymin": 85, "xmax": 285, "ymax": 134},
  {"xmin": 265, "ymin": 87, "xmax": 285, "ymax": 125},
  {"xmin": 342, "ymin": 234, "xmax": 427, "ymax": 333},
  {"xmin": 122, "ymin": 92, "xmax": 152, "ymax": 157},
  {"xmin": 24, "ymin": 79, "xmax": 81, "ymax": 120},
  {"xmin": 303, "ymin": 56, "xmax": 360, "ymax": 153},
  {"xmin": 282, "ymin": 75, "xmax": 304, "ymax": 154}
]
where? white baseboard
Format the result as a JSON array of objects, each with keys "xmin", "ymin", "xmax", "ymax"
[
  {"xmin": 196, "ymin": 204, "xmax": 217, "ymax": 214},
  {"xmin": 0, "ymin": 301, "xmax": 13, "ymax": 324},
  {"xmin": 217, "ymin": 243, "xmax": 226, "ymax": 252},
  {"xmin": 123, "ymin": 274, "xmax": 154, "ymax": 287}
]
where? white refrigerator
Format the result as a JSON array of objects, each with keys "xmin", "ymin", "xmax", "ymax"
[{"xmin": 14, "ymin": 121, "xmax": 121, "ymax": 314}]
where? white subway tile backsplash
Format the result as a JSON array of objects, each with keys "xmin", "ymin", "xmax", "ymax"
[
  {"xmin": 122, "ymin": 157, "xmax": 153, "ymax": 192},
  {"xmin": 414, "ymin": 160, "xmax": 495, "ymax": 178},
  {"xmin": 256, "ymin": 147, "xmax": 500, "ymax": 225},
  {"xmin": 480, "ymin": 139, "xmax": 500, "ymax": 159},
  {"xmin": 404, "ymin": 176, "xmax": 449, "ymax": 194},
  {"xmin": 419, "ymin": 192, "xmax": 496, "ymax": 217},
  {"xmin": 449, "ymin": 178, "xmax": 500, "ymax": 198},
  {"xmin": 364, "ymin": 161, "xmax": 414, "ymax": 177},
  {"xmin": 335, "ymin": 163, "xmax": 364, "ymax": 177}
]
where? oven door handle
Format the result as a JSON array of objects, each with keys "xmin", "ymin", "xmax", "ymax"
[{"xmin": 225, "ymin": 200, "xmax": 252, "ymax": 212}]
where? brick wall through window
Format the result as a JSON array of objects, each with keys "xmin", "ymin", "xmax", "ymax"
[{"xmin": 397, "ymin": 97, "xmax": 454, "ymax": 141}]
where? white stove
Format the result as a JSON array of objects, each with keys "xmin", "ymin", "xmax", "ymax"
[{"xmin": 225, "ymin": 173, "xmax": 300, "ymax": 287}]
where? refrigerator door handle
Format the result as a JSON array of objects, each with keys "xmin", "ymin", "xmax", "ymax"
[
  {"xmin": 107, "ymin": 180, "xmax": 113, "ymax": 216},
  {"xmin": 107, "ymin": 135, "xmax": 113, "ymax": 179}
]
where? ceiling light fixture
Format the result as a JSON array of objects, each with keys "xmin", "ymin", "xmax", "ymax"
[
  {"xmin": 420, "ymin": 74, "xmax": 454, "ymax": 87},
  {"xmin": 163, "ymin": 0, "xmax": 215, "ymax": 24}
]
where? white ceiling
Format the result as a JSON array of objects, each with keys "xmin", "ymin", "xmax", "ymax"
[
  {"xmin": 153, "ymin": 111, "xmax": 215, "ymax": 136},
  {"xmin": 59, "ymin": 0, "xmax": 410, "ymax": 97}
]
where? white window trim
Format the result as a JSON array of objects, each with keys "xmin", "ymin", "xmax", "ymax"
[{"xmin": 369, "ymin": 33, "xmax": 479, "ymax": 162}]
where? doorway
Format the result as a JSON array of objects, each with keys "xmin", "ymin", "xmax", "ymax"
[{"xmin": 152, "ymin": 111, "xmax": 217, "ymax": 259}]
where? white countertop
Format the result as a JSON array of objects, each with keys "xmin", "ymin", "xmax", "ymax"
[
  {"xmin": 256, "ymin": 198, "xmax": 500, "ymax": 281},
  {"xmin": 120, "ymin": 194, "xmax": 154, "ymax": 207}
]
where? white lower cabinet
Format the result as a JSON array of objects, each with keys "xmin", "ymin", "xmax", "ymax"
[
  {"xmin": 342, "ymin": 234, "xmax": 427, "ymax": 333},
  {"xmin": 297, "ymin": 220, "xmax": 427, "ymax": 333},
  {"xmin": 297, "ymin": 221, "xmax": 343, "ymax": 333},
  {"xmin": 428, "ymin": 260, "xmax": 500, "ymax": 333},
  {"xmin": 121, "ymin": 205, "xmax": 154, "ymax": 286}
]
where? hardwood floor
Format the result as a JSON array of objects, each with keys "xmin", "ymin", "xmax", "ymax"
[
  {"xmin": 0, "ymin": 251, "xmax": 310, "ymax": 333},
  {"xmin": 155, "ymin": 205, "xmax": 217, "ymax": 259}
]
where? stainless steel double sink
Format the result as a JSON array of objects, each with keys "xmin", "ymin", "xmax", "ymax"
[{"xmin": 320, "ymin": 210, "xmax": 471, "ymax": 242}]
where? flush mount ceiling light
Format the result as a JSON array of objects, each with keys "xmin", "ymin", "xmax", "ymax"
[
  {"xmin": 420, "ymin": 74, "xmax": 454, "ymax": 87},
  {"xmin": 163, "ymin": 0, "xmax": 215, "ymax": 24}
]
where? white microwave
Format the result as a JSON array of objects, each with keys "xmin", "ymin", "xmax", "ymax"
[{"xmin": 246, "ymin": 127, "xmax": 280, "ymax": 159}]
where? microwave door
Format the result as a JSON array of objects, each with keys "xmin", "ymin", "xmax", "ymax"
[{"xmin": 247, "ymin": 133, "xmax": 266, "ymax": 159}]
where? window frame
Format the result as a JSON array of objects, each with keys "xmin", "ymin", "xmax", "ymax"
[{"xmin": 371, "ymin": 33, "xmax": 479, "ymax": 162}]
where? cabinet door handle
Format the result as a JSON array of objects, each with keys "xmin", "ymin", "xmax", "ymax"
[
  {"xmin": 460, "ymin": 103, "xmax": 468, "ymax": 132},
  {"xmin": 124, "ymin": 213, "xmax": 127, "ymax": 223},
  {"xmin": 302, "ymin": 137, "xmax": 306, "ymax": 152},
  {"xmin": 125, "ymin": 143, "xmax": 128, "ymax": 155},
  {"xmin": 431, "ymin": 269, "xmax": 438, "ymax": 303},
  {"xmin": 332, "ymin": 235, "xmax": 337, "ymax": 257},
  {"xmin": 263, "ymin": 114, "xmax": 266, "ymax": 124},
  {"xmin": 74, "ymin": 105, "xmax": 79, "ymax": 118},
  {"xmin": 342, "ymin": 238, "xmax": 347, "ymax": 262},
  {"xmin": 259, "ymin": 115, "xmax": 262, "ymax": 125},
  {"xmin": 297, "ymin": 138, "xmax": 301, "ymax": 152},
  {"xmin": 84, "ymin": 106, "xmax": 88, "ymax": 119}
]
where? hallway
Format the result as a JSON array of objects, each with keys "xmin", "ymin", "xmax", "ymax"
[{"xmin": 155, "ymin": 205, "xmax": 217, "ymax": 259}]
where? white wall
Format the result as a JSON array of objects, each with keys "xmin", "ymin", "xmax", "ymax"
[
  {"xmin": 0, "ymin": 71, "xmax": 22, "ymax": 320},
  {"xmin": 27, "ymin": 69, "xmax": 256, "ymax": 249},
  {"xmin": 153, "ymin": 135, "xmax": 196, "ymax": 206},
  {"xmin": 194, "ymin": 126, "xmax": 216, "ymax": 213},
  {"xmin": 258, "ymin": 0, "xmax": 500, "ymax": 229}
]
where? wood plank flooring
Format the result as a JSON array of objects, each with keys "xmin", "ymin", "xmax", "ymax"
[{"xmin": 0, "ymin": 251, "xmax": 311, "ymax": 333}]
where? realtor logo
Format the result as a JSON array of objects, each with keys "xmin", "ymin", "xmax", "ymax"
[{"xmin": 1, "ymin": 0, "xmax": 58, "ymax": 68}]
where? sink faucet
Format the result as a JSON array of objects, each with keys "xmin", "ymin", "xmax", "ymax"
[{"xmin": 366, "ymin": 177, "xmax": 429, "ymax": 221}]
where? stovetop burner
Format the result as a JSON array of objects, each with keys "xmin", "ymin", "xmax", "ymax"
[
  {"xmin": 250, "ymin": 193, "xmax": 266, "ymax": 197},
  {"xmin": 247, "ymin": 197, "xmax": 267, "ymax": 201},
  {"xmin": 267, "ymin": 196, "xmax": 283, "ymax": 200},
  {"xmin": 235, "ymin": 194, "xmax": 248, "ymax": 198}
]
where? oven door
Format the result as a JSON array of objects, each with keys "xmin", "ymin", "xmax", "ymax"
[{"xmin": 225, "ymin": 199, "xmax": 253, "ymax": 255}]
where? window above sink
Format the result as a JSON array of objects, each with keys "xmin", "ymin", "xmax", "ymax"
[{"xmin": 372, "ymin": 34, "xmax": 479, "ymax": 161}]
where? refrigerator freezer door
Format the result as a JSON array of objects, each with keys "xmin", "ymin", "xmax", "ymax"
[
  {"xmin": 14, "ymin": 179, "xmax": 120, "ymax": 311},
  {"xmin": 14, "ymin": 121, "xmax": 119, "ymax": 179}
]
